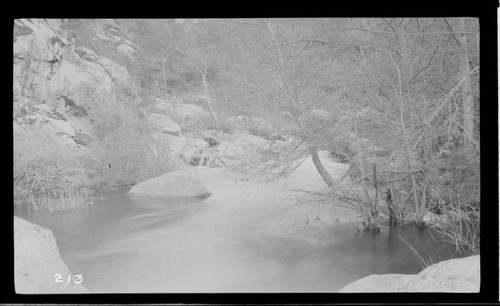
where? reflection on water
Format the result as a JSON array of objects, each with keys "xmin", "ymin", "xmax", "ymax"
[{"xmin": 15, "ymin": 187, "xmax": 459, "ymax": 293}]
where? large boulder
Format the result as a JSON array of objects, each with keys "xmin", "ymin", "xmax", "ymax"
[
  {"xmin": 212, "ymin": 134, "xmax": 271, "ymax": 166},
  {"xmin": 166, "ymin": 103, "xmax": 210, "ymax": 126},
  {"xmin": 44, "ymin": 118, "xmax": 76, "ymax": 137},
  {"xmin": 74, "ymin": 47, "xmax": 130, "ymax": 85},
  {"xmin": 67, "ymin": 115, "xmax": 95, "ymax": 146},
  {"xmin": 15, "ymin": 110, "xmax": 78, "ymax": 148},
  {"xmin": 116, "ymin": 43, "xmax": 136, "ymax": 59},
  {"xmin": 128, "ymin": 169, "xmax": 212, "ymax": 198},
  {"xmin": 14, "ymin": 216, "xmax": 89, "ymax": 293},
  {"xmin": 15, "ymin": 102, "xmax": 96, "ymax": 148},
  {"xmin": 339, "ymin": 256, "xmax": 480, "ymax": 292},
  {"xmin": 247, "ymin": 117, "xmax": 273, "ymax": 136},
  {"xmin": 147, "ymin": 113, "xmax": 182, "ymax": 136},
  {"xmin": 151, "ymin": 133, "xmax": 188, "ymax": 159}
]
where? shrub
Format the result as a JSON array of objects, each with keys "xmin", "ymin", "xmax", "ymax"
[
  {"xmin": 87, "ymin": 92, "xmax": 179, "ymax": 187},
  {"xmin": 433, "ymin": 199, "xmax": 480, "ymax": 256},
  {"xmin": 90, "ymin": 123, "xmax": 178, "ymax": 187}
]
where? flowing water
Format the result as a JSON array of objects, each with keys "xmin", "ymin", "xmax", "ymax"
[{"xmin": 15, "ymin": 187, "xmax": 459, "ymax": 293}]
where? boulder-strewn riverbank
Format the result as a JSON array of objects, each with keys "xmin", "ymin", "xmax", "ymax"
[
  {"xmin": 13, "ymin": 18, "xmax": 480, "ymax": 294},
  {"xmin": 339, "ymin": 255, "xmax": 480, "ymax": 292},
  {"xmin": 14, "ymin": 155, "xmax": 480, "ymax": 293}
]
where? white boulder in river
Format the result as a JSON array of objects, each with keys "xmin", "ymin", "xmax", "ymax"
[
  {"xmin": 14, "ymin": 216, "xmax": 89, "ymax": 293},
  {"xmin": 128, "ymin": 169, "xmax": 212, "ymax": 198},
  {"xmin": 339, "ymin": 255, "xmax": 480, "ymax": 292}
]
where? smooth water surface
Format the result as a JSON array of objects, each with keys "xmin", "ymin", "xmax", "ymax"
[{"xmin": 15, "ymin": 188, "xmax": 458, "ymax": 293}]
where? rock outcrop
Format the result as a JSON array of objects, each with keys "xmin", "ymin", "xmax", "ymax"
[
  {"xmin": 14, "ymin": 216, "xmax": 89, "ymax": 293},
  {"xmin": 14, "ymin": 19, "xmax": 130, "ymax": 109},
  {"xmin": 128, "ymin": 169, "xmax": 212, "ymax": 198},
  {"xmin": 166, "ymin": 103, "xmax": 211, "ymax": 127},
  {"xmin": 14, "ymin": 102, "xmax": 95, "ymax": 148},
  {"xmin": 247, "ymin": 117, "xmax": 273, "ymax": 136},
  {"xmin": 151, "ymin": 133, "xmax": 187, "ymax": 159},
  {"xmin": 147, "ymin": 113, "xmax": 182, "ymax": 136},
  {"xmin": 180, "ymin": 138, "xmax": 210, "ymax": 165},
  {"xmin": 13, "ymin": 18, "xmax": 134, "ymax": 153},
  {"xmin": 339, "ymin": 255, "xmax": 480, "ymax": 292},
  {"xmin": 225, "ymin": 115, "xmax": 274, "ymax": 137}
]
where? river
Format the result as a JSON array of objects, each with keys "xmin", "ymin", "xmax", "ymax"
[{"xmin": 15, "ymin": 187, "xmax": 459, "ymax": 293}]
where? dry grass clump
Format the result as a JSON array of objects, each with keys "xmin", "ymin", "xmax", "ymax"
[
  {"xmin": 433, "ymin": 200, "xmax": 480, "ymax": 256},
  {"xmin": 14, "ymin": 128, "xmax": 93, "ymax": 211}
]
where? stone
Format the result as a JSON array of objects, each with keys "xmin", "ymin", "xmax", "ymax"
[
  {"xmin": 190, "ymin": 138, "xmax": 210, "ymax": 148},
  {"xmin": 128, "ymin": 169, "xmax": 212, "ymax": 198},
  {"xmin": 389, "ymin": 256, "xmax": 480, "ymax": 292},
  {"xmin": 32, "ymin": 104, "xmax": 52, "ymax": 113},
  {"xmin": 151, "ymin": 133, "xmax": 188, "ymax": 159},
  {"xmin": 213, "ymin": 134, "xmax": 271, "ymax": 166},
  {"xmin": 14, "ymin": 19, "xmax": 131, "ymax": 111},
  {"xmin": 179, "ymin": 138, "xmax": 210, "ymax": 164},
  {"xmin": 54, "ymin": 135, "xmax": 78, "ymax": 147},
  {"xmin": 181, "ymin": 147, "xmax": 203, "ymax": 164},
  {"xmin": 247, "ymin": 117, "xmax": 273, "ymax": 135},
  {"xmin": 116, "ymin": 43, "xmax": 135, "ymax": 59},
  {"xmin": 167, "ymin": 103, "xmax": 209, "ymax": 126},
  {"xmin": 15, "ymin": 216, "xmax": 89, "ymax": 293},
  {"xmin": 181, "ymin": 94, "xmax": 208, "ymax": 105},
  {"xmin": 339, "ymin": 274, "xmax": 408, "ymax": 293},
  {"xmin": 44, "ymin": 96, "xmax": 66, "ymax": 110},
  {"xmin": 74, "ymin": 131, "xmax": 94, "ymax": 146},
  {"xmin": 225, "ymin": 115, "xmax": 249, "ymax": 130},
  {"xmin": 147, "ymin": 113, "xmax": 182, "ymax": 136},
  {"xmin": 66, "ymin": 115, "xmax": 95, "ymax": 143},
  {"xmin": 94, "ymin": 56, "xmax": 130, "ymax": 84},
  {"xmin": 44, "ymin": 118, "xmax": 76, "ymax": 137},
  {"xmin": 339, "ymin": 256, "xmax": 480, "ymax": 293}
]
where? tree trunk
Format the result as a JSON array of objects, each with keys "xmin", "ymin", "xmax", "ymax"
[
  {"xmin": 458, "ymin": 17, "xmax": 475, "ymax": 145},
  {"xmin": 309, "ymin": 146, "xmax": 335, "ymax": 187},
  {"xmin": 162, "ymin": 59, "xmax": 168, "ymax": 101},
  {"xmin": 201, "ymin": 70, "xmax": 219, "ymax": 125}
]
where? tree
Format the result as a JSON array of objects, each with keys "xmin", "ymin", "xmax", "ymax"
[{"xmin": 220, "ymin": 17, "xmax": 479, "ymax": 233}]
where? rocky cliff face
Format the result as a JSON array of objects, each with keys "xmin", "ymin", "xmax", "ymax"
[
  {"xmin": 14, "ymin": 18, "xmax": 132, "ymax": 149},
  {"xmin": 14, "ymin": 19, "xmax": 131, "ymax": 107}
]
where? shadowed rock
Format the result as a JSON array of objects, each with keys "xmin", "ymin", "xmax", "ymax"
[
  {"xmin": 14, "ymin": 216, "xmax": 89, "ymax": 293},
  {"xmin": 339, "ymin": 256, "xmax": 480, "ymax": 292}
]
